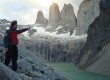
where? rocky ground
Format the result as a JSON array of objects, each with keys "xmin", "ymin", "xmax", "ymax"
[{"xmin": 0, "ymin": 36, "xmax": 67, "ymax": 80}]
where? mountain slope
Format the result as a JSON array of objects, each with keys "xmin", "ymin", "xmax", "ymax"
[{"xmin": 76, "ymin": 0, "xmax": 110, "ymax": 76}]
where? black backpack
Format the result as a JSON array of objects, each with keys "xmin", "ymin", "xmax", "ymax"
[{"xmin": 3, "ymin": 29, "xmax": 13, "ymax": 47}]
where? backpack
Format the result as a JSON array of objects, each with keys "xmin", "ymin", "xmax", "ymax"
[{"xmin": 3, "ymin": 29, "xmax": 13, "ymax": 48}]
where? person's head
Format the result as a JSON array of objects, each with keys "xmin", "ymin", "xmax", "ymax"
[{"xmin": 10, "ymin": 20, "xmax": 17, "ymax": 31}]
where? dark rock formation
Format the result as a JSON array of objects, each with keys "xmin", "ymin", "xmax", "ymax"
[
  {"xmin": 35, "ymin": 10, "xmax": 48, "ymax": 26},
  {"xmin": 76, "ymin": 0, "xmax": 110, "ymax": 76}
]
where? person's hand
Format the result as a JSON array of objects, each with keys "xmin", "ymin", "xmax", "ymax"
[{"xmin": 5, "ymin": 48, "xmax": 8, "ymax": 52}]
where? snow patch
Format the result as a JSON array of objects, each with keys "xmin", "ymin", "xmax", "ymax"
[
  {"xmin": 23, "ymin": 25, "xmax": 87, "ymax": 41},
  {"xmin": 56, "ymin": 26, "xmax": 63, "ymax": 30}
]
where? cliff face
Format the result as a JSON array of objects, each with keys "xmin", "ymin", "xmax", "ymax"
[
  {"xmin": 77, "ymin": 0, "xmax": 110, "ymax": 76},
  {"xmin": 76, "ymin": 0, "xmax": 100, "ymax": 35},
  {"xmin": 47, "ymin": 2, "xmax": 61, "ymax": 31},
  {"xmin": 46, "ymin": 3, "xmax": 77, "ymax": 34},
  {"xmin": 58, "ymin": 4, "xmax": 76, "ymax": 34},
  {"xmin": 86, "ymin": 42, "xmax": 110, "ymax": 76},
  {"xmin": 23, "ymin": 37, "xmax": 86, "ymax": 62}
]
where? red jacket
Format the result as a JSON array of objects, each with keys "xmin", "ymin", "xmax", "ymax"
[
  {"xmin": 3, "ymin": 28, "xmax": 29, "ymax": 48},
  {"xmin": 10, "ymin": 28, "xmax": 29, "ymax": 45}
]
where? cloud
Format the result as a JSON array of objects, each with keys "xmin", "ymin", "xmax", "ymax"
[{"xmin": 0, "ymin": 0, "xmax": 83, "ymax": 25}]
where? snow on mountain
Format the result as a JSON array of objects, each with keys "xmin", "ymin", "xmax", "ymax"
[
  {"xmin": 23, "ymin": 24, "xmax": 87, "ymax": 42},
  {"xmin": 21, "ymin": 24, "xmax": 87, "ymax": 62}
]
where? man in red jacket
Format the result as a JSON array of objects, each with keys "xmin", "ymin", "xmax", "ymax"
[{"xmin": 3, "ymin": 20, "xmax": 30, "ymax": 71}]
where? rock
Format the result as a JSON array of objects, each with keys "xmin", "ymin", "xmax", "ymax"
[
  {"xmin": 28, "ymin": 29, "xmax": 37, "ymax": 36},
  {"xmin": 76, "ymin": 0, "xmax": 100, "ymax": 35},
  {"xmin": 77, "ymin": 0, "xmax": 110, "ymax": 76},
  {"xmin": 20, "ymin": 73, "xmax": 32, "ymax": 80},
  {"xmin": 0, "ymin": 45, "xmax": 5, "ymax": 63},
  {"xmin": 35, "ymin": 11, "xmax": 48, "ymax": 26},
  {"xmin": 0, "ymin": 62, "xmax": 22, "ymax": 80},
  {"xmin": 43, "ymin": 69, "xmax": 65, "ymax": 80},
  {"xmin": 86, "ymin": 42, "xmax": 110, "ymax": 76},
  {"xmin": 0, "ymin": 23, "xmax": 10, "ymax": 35},
  {"xmin": 47, "ymin": 3, "xmax": 77, "ymax": 34},
  {"xmin": 24, "ymin": 37, "xmax": 86, "ymax": 62},
  {"xmin": 0, "ymin": 19, "xmax": 10, "ymax": 24},
  {"xmin": 59, "ymin": 3, "xmax": 77, "ymax": 33},
  {"xmin": 47, "ymin": 2, "xmax": 61, "ymax": 31},
  {"xmin": 32, "ymin": 77, "xmax": 44, "ymax": 80},
  {"xmin": 42, "ymin": 75, "xmax": 50, "ymax": 80},
  {"xmin": 18, "ymin": 59, "xmax": 33, "ymax": 74},
  {"xmin": 28, "ymin": 70, "xmax": 43, "ymax": 78},
  {"xmin": 18, "ymin": 44, "xmax": 45, "ymax": 63}
]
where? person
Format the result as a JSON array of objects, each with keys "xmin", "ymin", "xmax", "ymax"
[{"xmin": 3, "ymin": 20, "xmax": 30, "ymax": 71}]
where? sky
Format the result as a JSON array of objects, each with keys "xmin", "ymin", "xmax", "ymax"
[{"xmin": 0, "ymin": 0, "xmax": 83, "ymax": 25}]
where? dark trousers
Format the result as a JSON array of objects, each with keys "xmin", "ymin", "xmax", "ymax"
[{"xmin": 4, "ymin": 45, "xmax": 18, "ymax": 71}]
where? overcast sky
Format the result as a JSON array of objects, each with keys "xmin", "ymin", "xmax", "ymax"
[{"xmin": 0, "ymin": 0, "xmax": 83, "ymax": 25}]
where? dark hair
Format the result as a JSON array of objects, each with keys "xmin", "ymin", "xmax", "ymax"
[{"xmin": 11, "ymin": 20, "xmax": 17, "ymax": 27}]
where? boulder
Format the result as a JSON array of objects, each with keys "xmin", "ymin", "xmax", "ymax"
[
  {"xmin": 28, "ymin": 70, "xmax": 43, "ymax": 78},
  {"xmin": 0, "ymin": 19, "xmax": 10, "ymax": 24}
]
